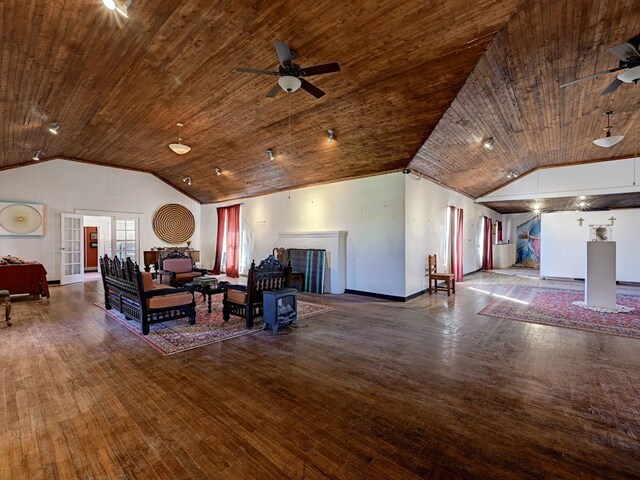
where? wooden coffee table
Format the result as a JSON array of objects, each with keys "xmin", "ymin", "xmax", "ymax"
[{"xmin": 190, "ymin": 283, "xmax": 226, "ymax": 314}]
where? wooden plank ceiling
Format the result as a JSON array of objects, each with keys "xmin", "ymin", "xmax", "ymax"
[
  {"xmin": 409, "ymin": 0, "xmax": 640, "ymax": 206},
  {"xmin": 0, "ymin": 0, "xmax": 521, "ymax": 203},
  {"xmin": 482, "ymin": 192, "xmax": 640, "ymax": 214}
]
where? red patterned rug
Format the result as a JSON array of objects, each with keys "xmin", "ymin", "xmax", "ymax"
[
  {"xmin": 95, "ymin": 295, "xmax": 335, "ymax": 355},
  {"xmin": 478, "ymin": 285, "xmax": 640, "ymax": 339}
]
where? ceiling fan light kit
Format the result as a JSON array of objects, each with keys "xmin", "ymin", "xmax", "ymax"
[
  {"xmin": 235, "ymin": 40, "xmax": 340, "ymax": 99},
  {"xmin": 593, "ymin": 111, "xmax": 624, "ymax": 148},
  {"xmin": 560, "ymin": 33, "xmax": 640, "ymax": 94},
  {"xmin": 278, "ymin": 76, "xmax": 302, "ymax": 93}
]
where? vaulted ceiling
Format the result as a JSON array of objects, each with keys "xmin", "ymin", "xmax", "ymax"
[
  {"xmin": 1, "ymin": 0, "xmax": 639, "ymax": 207},
  {"xmin": 410, "ymin": 0, "xmax": 640, "ymax": 200}
]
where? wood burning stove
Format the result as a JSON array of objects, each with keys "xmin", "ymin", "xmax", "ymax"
[{"xmin": 262, "ymin": 288, "xmax": 298, "ymax": 334}]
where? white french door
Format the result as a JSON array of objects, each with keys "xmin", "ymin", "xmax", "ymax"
[
  {"xmin": 113, "ymin": 217, "xmax": 139, "ymax": 262},
  {"xmin": 60, "ymin": 213, "xmax": 84, "ymax": 285}
]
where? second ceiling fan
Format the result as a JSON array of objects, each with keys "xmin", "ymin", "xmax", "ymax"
[{"xmin": 236, "ymin": 40, "xmax": 340, "ymax": 99}]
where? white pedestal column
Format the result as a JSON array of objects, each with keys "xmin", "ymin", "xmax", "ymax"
[{"xmin": 585, "ymin": 241, "xmax": 616, "ymax": 308}]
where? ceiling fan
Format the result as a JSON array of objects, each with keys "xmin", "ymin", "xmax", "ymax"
[
  {"xmin": 560, "ymin": 34, "xmax": 640, "ymax": 94},
  {"xmin": 235, "ymin": 40, "xmax": 340, "ymax": 99}
]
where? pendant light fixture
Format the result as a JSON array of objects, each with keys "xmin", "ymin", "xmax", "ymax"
[
  {"xmin": 593, "ymin": 111, "xmax": 624, "ymax": 148},
  {"xmin": 168, "ymin": 122, "xmax": 191, "ymax": 155}
]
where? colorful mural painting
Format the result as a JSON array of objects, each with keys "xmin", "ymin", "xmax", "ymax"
[{"xmin": 516, "ymin": 216, "xmax": 541, "ymax": 268}]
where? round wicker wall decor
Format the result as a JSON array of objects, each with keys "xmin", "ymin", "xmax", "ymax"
[{"xmin": 152, "ymin": 204, "xmax": 195, "ymax": 244}]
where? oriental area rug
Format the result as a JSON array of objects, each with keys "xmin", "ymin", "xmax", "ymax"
[
  {"xmin": 478, "ymin": 285, "xmax": 640, "ymax": 339},
  {"xmin": 95, "ymin": 296, "xmax": 335, "ymax": 355}
]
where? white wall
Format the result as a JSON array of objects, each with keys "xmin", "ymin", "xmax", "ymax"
[
  {"xmin": 0, "ymin": 160, "xmax": 201, "ymax": 280},
  {"xmin": 540, "ymin": 209, "xmax": 640, "ymax": 282},
  {"xmin": 477, "ymin": 157, "xmax": 640, "ymax": 202},
  {"xmin": 405, "ymin": 177, "xmax": 502, "ymax": 296},
  {"xmin": 202, "ymin": 173, "xmax": 406, "ymax": 297}
]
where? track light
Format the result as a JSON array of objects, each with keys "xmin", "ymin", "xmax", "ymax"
[
  {"xmin": 32, "ymin": 149, "xmax": 44, "ymax": 161},
  {"xmin": 327, "ymin": 129, "xmax": 336, "ymax": 143},
  {"xmin": 214, "ymin": 167, "xmax": 222, "ymax": 176},
  {"xmin": 48, "ymin": 122, "xmax": 60, "ymax": 135},
  {"xmin": 506, "ymin": 170, "xmax": 518, "ymax": 179},
  {"xmin": 182, "ymin": 176, "xmax": 192, "ymax": 186},
  {"xmin": 483, "ymin": 137, "xmax": 495, "ymax": 150},
  {"xmin": 266, "ymin": 148, "xmax": 275, "ymax": 160}
]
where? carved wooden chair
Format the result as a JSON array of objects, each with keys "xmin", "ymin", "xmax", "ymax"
[
  {"xmin": 427, "ymin": 254, "xmax": 456, "ymax": 296},
  {"xmin": 223, "ymin": 255, "xmax": 291, "ymax": 329},
  {"xmin": 158, "ymin": 251, "xmax": 207, "ymax": 286}
]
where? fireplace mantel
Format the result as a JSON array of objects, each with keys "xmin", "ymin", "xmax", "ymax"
[{"xmin": 277, "ymin": 231, "xmax": 347, "ymax": 294}]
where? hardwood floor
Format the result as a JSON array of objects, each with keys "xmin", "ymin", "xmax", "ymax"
[{"xmin": 2, "ymin": 273, "xmax": 640, "ymax": 479}]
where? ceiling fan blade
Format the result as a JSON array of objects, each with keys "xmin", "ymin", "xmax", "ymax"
[
  {"xmin": 601, "ymin": 77, "xmax": 624, "ymax": 95},
  {"xmin": 300, "ymin": 78, "xmax": 325, "ymax": 99},
  {"xmin": 300, "ymin": 62, "xmax": 341, "ymax": 76},
  {"xmin": 235, "ymin": 67, "xmax": 279, "ymax": 75},
  {"xmin": 608, "ymin": 42, "xmax": 640, "ymax": 61},
  {"xmin": 559, "ymin": 67, "xmax": 621, "ymax": 88},
  {"xmin": 274, "ymin": 40, "xmax": 292, "ymax": 66},
  {"xmin": 266, "ymin": 83, "xmax": 282, "ymax": 98}
]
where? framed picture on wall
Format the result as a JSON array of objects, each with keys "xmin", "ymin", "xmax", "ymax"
[
  {"xmin": 90, "ymin": 232, "xmax": 98, "ymax": 240},
  {"xmin": 0, "ymin": 201, "xmax": 45, "ymax": 236}
]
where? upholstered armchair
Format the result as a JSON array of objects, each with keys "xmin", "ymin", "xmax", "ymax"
[{"xmin": 158, "ymin": 252, "xmax": 207, "ymax": 286}]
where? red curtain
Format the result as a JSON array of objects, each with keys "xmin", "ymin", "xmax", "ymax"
[
  {"xmin": 212, "ymin": 207, "xmax": 228, "ymax": 274},
  {"xmin": 455, "ymin": 208, "xmax": 464, "ymax": 281},
  {"xmin": 225, "ymin": 204, "xmax": 241, "ymax": 278},
  {"xmin": 497, "ymin": 220, "xmax": 503, "ymax": 242},
  {"xmin": 449, "ymin": 206, "xmax": 464, "ymax": 282},
  {"xmin": 449, "ymin": 206, "xmax": 457, "ymax": 278},
  {"xmin": 482, "ymin": 217, "xmax": 493, "ymax": 271}
]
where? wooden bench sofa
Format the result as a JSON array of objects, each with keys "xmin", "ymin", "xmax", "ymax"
[{"xmin": 99, "ymin": 255, "xmax": 196, "ymax": 335}]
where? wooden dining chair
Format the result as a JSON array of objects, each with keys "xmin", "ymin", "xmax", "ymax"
[{"xmin": 427, "ymin": 254, "xmax": 456, "ymax": 296}]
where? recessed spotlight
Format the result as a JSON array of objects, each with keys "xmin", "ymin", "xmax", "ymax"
[
  {"xmin": 214, "ymin": 167, "xmax": 222, "ymax": 176},
  {"xmin": 182, "ymin": 176, "xmax": 192, "ymax": 186},
  {"xmin": 483, "ymin": 137, "xmax": 495, "ymax": 150},
  {"xmin": 48, "ymin": 122, "xmax": 60, "ymax": 135},
  {"xmin": 32, "ymin": 149, "xmax": 44, "ymax": 161},
  {"xmin": 327, "ymin": 129, "xmax": 336, "ymax": 143},
  {"xmin": 266, "ymin": 148, "xmax": 275, "ymax": 161},
  {"xmin": 103, "ymin": 0, "xmax": 116, "ymax": 10}
]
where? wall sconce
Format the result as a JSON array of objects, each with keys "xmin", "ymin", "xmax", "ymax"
[
  {"xmin": 214, "ymin": 167, "xmax": 222, "ymax": 176},
  {"xmin": 327, "ymin": 129, "xmax": 336, "ymax": 143},
  {"xmin": 483, "ymin": 137, "xmax": 495, "ymax": 150},
  {"xmin": 266, "ymin": 148, "xmax": 275, "ymax": 160},
  {"xmin": 182, "ymin": 176, "xmax": 192, "ymax": 186},
  {"xmin": 32, "ymin": 149, "xmax": 44, "ymax": 161},
  {"xmin": 48, "ymin": 122, "xmax": 60, "ymax": 135}
]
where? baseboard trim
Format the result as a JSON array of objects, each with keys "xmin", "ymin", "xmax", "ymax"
[
  {"xmin": 49, "ymin": 280, "xmax": 60, "ymax": 285},
  {"xmin": 344, "ymin": 287, "xmax": 430, "ymax": 302}
]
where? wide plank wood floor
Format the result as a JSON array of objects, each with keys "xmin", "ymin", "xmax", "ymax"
[{"xmin": 2, "ymin": 272, "xmax": 640, "ymax": 479}]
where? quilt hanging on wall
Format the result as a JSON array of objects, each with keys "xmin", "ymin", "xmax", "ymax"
[
  {"xmin": 516, "ymin": 216, "xmax": 541, "ymax": 268},
  {"xmin": 287, "ymin": 248, "xmax": 326, "ymax": 294},
  {"xmin": 0, "ymin": 202, "xmax": 45, "ymax": 236}
]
